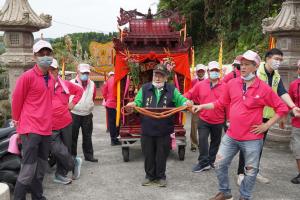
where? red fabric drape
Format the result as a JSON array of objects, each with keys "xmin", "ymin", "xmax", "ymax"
[{"xmin": 114, "ymin": 51, "xmax": 191, "ymax": 92}]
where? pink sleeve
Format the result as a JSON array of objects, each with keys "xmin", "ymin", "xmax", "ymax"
[
  {"xmin": 67, "ymin": 81, "xmax": 83, "ymax": 105},
  {"xmin": 183, "ymin": 83, "xmax": 199, "ymax": 102},
  {"xmin": 12, "ymin": 75, "xmax": 29, "ymax": 121},
  {"xmin": 102, "ymin": 81, "xmax": 108, "ymax": 100},
  {"xmin": 93, "ymin": 84, "xmax": 97, "ymax": 101},
  {"xmin": 288, "ymin": 83, "xmax": 295, "ymax": 103},
  {"xmin": 264, "ymin": 87, "xmax": 289, "ymax": 117}
]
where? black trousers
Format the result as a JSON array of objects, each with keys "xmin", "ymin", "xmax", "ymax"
[
  {"xmin": 51, "ymin": 124, "xmax": 75, "ymax": 176},
  {"xmin": 106, "ymin": 107, "xmax": 119, "ymax": 143},
  {"xmin": 141, "ymin": 134, "xmax": 170, "ymax": 180},
  {"xmin": 237, "ymin": 118, "xmax": 269, "ymax": 174},
  {"xmin": 197, "ymin": 119, "xmax": 223, "ymax": 166},
  {"xmin": 14, "ymin": 134, "xmax": 50, "ymax": 200},
  {"xmin": 71, "ymin": 113, "xmax": 94, "ymax": 159}
]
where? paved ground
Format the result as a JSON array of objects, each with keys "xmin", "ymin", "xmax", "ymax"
[{"xmin": 43, "ymin": 106, "xmax": 299, "ymax": 200}]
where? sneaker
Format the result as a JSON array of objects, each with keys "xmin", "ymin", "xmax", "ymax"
[
  {"xmin": 141, "ymin": 178, "xmax": 154, "ymax": 186},
  {"xmin": 190, "ymin": 146, "xmax": 197, "ymax": 152},
  {"xmin": 192, "ymin": 163, "xmax": 211, "ymax": 173},
  {"xmin": 210, "ymin": 163, "xmax": 215, "ymax": 169},
  {"xmin": 72, "ymin": 157, "xmax": 82, "ymax": 180},
  {"xmin": 237, "ymin": 174, "xmax": 245, "ymax": 186},
  {"xmin": 111, "ymin": 140, "xmax": 121, "ymax": 146},
  {"xmin": 291, "ymin": 174, "xmax": 300, "ymax": 184},
  {"xmin": 53, "ymin": 174, "xmax": 72, "ymax": 185},
  {"xmin": 156, "ymin": 179, "xmax": 167, "ymax": 187},
  {"xmin": 209, "ymin": 192, "xmax": 233, "ymax": 200},
  {"xmin": 256, "ymin": 172, "xmax": 270, "ymax": 184}
]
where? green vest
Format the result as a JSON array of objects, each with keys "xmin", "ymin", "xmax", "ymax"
[{"xmin": 257, "ymin": 65, "xmax": 281, "ymax": 119}]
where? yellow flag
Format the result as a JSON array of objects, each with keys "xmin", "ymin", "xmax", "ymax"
[
  {"xmin": 218, "ymin": 40, "xmax": 223, "ymax": 78},
  {"xmin": 61, "ymin": 59, "xmax": 66, "ymax": 80}
]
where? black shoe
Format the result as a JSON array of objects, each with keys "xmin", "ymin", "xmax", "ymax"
[
  {"xmin": 85, "ymin": 157, "xmax": 98, "ymax": 162},
  {"xmin": 291, "ymin": 174, "xmax": 300, "ymax": 184},
  {"xmin": 111, "ymin": 140, "xmax": 121, "ymax": 146}
]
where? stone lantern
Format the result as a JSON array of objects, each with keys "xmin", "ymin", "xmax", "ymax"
[
  {"xmin": 262, "ymin": 0, "xmax": 300, "ymax": 142},
  {"xmin": 0, "ymin": 0, "xmax": 52, "ymax": 94}
]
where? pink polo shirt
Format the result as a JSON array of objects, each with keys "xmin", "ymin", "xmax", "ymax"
[
  {"xmin": 215, "ymin": 77, "xmax": 288, "ymax": 141},
  {"xmin": 191, "ymin": 78, "xmax": 204, "ymax": 87},
  {"xmin": 288, "ymin": 79, "xmax": 300, "ymax": 128},
  {"xmin": 222, "ymin": 69, "xmax": 241, "ymax": 83},
  {"xmin": 12, "ymin": 65, "xmax": 55, "ymax": 136},
  {"xmin": 52, "ymin": 79, "xmax": 83, "ymax": 130},
  {"xmin": 184, "ymin": 79, "xmax": 226, "ymax": 124},
  {"xmin": 102, "ymin": 76, "xmax": 117, "ymax": 109}
]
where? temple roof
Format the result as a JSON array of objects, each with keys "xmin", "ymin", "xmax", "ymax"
[
  {"xmin": 0, "ymin": 0, "xmax": 52, "ymax": 31},
  {"xmin": 262, "ymin": 0, "xmax": 300, "ymax": 34}
]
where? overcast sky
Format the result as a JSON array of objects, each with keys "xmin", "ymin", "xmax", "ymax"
[{"xmin": 0, "ymin": 0, "xmax": 159, "ymax": 39}]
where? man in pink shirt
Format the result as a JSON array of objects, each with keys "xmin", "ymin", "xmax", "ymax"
[
  {"xmin": 12, "ymin": 40, "xmax": 55, "ymax": 200},
  {"xmin": 288, "ymin": 59, "xmax": 300, "ymax": 184},
  {"xmin": 193, "ymin": 50, "xmax": 289, "ymax": 200},
  {"xmin": 190, "ymin": 64, "xmax": 206, "ymax": 151},
  {"xmin": 49, "ymin": 59, "xmax": 83, "ymax": 184},
  {"xmin": 70, "ymin": 64, "xmax": 98, "ymax": 162},
  {"xmin": 102, "ymin": 71, "xmax": 121, "ymax": 145},
  {"xmin": 222, "ymin": 56, "xmax": 242, "ymax": 83},
  {"xmin": 185, "ymin": 61, "xmax": 226, "ymax": 172}
]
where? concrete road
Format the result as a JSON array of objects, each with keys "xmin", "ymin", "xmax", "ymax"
[{"xmin": 43, "ymin": 106, "xmax": 299, "ymax": 200}]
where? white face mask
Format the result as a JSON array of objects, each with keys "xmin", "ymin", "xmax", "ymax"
[
  {"xmin": 271, "ymin": 59, "xmax": 281, "ymax": 70},
  {"xmin": 241, "ymin": 72, "xmax": 256, "ymax": 81},
  {"xmin": 152, "ymin": 81, "xmax": 165, "ymax": 89}
]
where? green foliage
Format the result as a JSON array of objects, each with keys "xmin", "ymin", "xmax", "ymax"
[{"xmin": 158, "ymin": 0, "xmax": 283, "ymax": 64}]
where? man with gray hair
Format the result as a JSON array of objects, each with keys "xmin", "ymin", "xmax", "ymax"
[{"xmin": 70, "ymin": 63, "xmax": 98, "ymax": 162}]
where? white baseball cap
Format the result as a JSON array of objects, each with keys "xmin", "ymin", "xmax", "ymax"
[
  {"xmin": 232, "ymin": 55, "xmax": 242, "ymax": 65},
  {"xmin": 195, "ymin": 64, "xmax": 206, "ymax": 71},
  {"xmin": 78, "ymin": 63, "xmax": 91, "ymax": 73},
  {"xmin": 208, "ymin": 61, "xmax": 220, "ymax": 70},
  {"xmin": 237, "ymin": 50, "xmax": 261, "ymax": 66},
  {"xmin": 33, "ymin": 40, "xmax": 53, "ymax": 53},
  {"xmin": 50, "ymin": 58, "xmax": 59, "ymax": 69},
  {"xmin": 297, "ymin": 60, "xmax": 300, "ymax": 67},
  {"xmin": 108, "ymin": 71, "xmax": 114, "ymax": 76}
]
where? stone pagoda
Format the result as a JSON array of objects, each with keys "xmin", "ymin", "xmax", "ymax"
[
  {"xmin": 0, "ymin": 0, "xmax": 52, "ymax": 94},
  {"xmin": 262, "ymin": 0, "xmax": 300, "ymax": 141}
]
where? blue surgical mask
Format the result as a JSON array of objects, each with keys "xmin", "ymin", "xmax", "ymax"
[
  {"xmin": 37, "ymin": 56, "xmax": 53, "ymax": 68},
  {"xmin": 80, "ymin": 74, "xmax": 89, "ymax": 81},
  {"xmin": 241, "ymin": 72, "xmax": 256, "ymax": 81},
  {"xmin": 209, "ymin": 71, "xmax": 220, "ymax": 79}
]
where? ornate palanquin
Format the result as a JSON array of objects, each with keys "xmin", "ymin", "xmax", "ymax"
[{"xmin": 113, "ymin": 8, "xmax": 192, "ymax": 162}]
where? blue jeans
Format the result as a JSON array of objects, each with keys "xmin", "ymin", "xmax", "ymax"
[{"xmin": 215, "ymin": 134, "xmax": 263, "ymax": 199}]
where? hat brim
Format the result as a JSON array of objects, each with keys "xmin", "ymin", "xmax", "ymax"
[
  {"xmin": 79, "ymin": 69, "xmax": 90, "ymax": 73},
  {"xmin": 153, "ymin": 69, "xmax": 168, "ymax": 76},
  {"xmin": 33, "ymin": 46, "xmax": 53, "ymax": 53},
  {"xmin": 238, "ymin": 56, "xmax": 259, "ymax": 66}
]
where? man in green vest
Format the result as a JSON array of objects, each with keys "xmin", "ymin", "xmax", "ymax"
[{"xmin": 237, "ymin": 48, "xmax": 300, "ymax": 185}]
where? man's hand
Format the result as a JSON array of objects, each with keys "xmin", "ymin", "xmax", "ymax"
[
  {"xmin": 192, "ymin": 105, "xmax": 203, "ymax": 113},
  {"xmin": 251, "ymin": 123, "xmax": 269, "ymax": 134},
  {"xmin": 185, "ymin": 100, "xmax": 194, "ymax": 107},
  {"xmin": 125, "ymin": 102, "xmax": 136, "ymax": 113},
  {"xmin": 279, "ymin": 115, "xmax": 287, "ymax": 129},
  {"xmin": 292, "ymin": 106, "xmax": 300, "ymax": 117},
  {"xmin": 68, "ymin": 102, "xmax": 75, "ymax": 110},
  {"xmin": 12, "ymin": 120, "xmax": 18, "ymax": 127}
]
